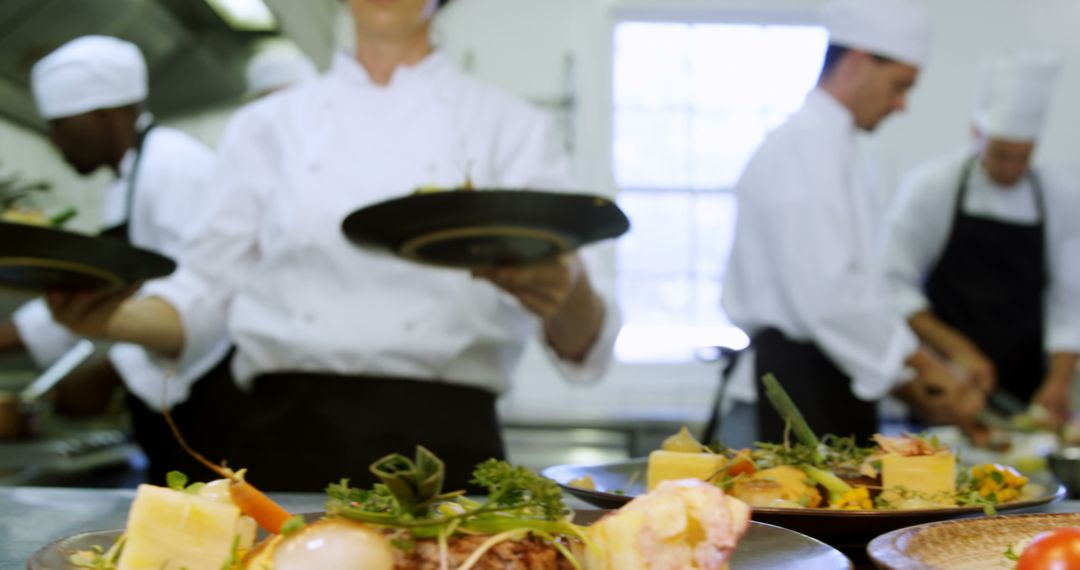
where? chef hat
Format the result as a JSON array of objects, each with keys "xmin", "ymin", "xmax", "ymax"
[
  {"xmin": 821, "ymin": 0, "xmax": 931, "ymax": 67},
  {"xmin": 31, "ymin": 36, "xmax": 148, "ymax": 120},
  {"xmin": 245, "ymin": 39, "xmax": 318, "ymax": 96},
  {"xmin": 972, "ymin": 51, "xmax": 1061, "ymax": 141}
]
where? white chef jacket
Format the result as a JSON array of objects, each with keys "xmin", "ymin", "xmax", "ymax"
[
  {"xmin": 722, "ymin": 88, "xmax": 918, "ymax": 402},
  {"xmin": 13, "ymin": 123, "xmax": 231, "ymax": 410},
  {"xmin": 884, "ymin": 147, "xmax": 1080, "ymax": 353},
  {"xmin": 143, "ymin": 52, "xmax": 621, "ymax": 393}
]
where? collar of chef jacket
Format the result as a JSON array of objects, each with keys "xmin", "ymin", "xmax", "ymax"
[{"xmin": 330, "ymin": 50, "xmax": 451, "ymax": 90}]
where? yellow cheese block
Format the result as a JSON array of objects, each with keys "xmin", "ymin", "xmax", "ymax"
[
  {"xmin": 117, "ymin": 484, "xmax": 242, "ymax": 570},
  {"xmin": 586, "ymin": 509, "xmax": 648, "ymax": 570},
  {"xmin": 646, "ymin": 450, "xmax": 726, "ymax": 491},
  {"xmin": 880, "ymin": 454, "xmax": 957, "ymax": 506}
]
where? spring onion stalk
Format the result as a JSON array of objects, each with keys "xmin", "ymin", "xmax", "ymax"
[
  {"xmin": 761, "ymin": 374, "xmax": 823, "ymax": 464},
  {"xmin": 802, "ymin": 465, "xmax": 853, "ymax": 503}
]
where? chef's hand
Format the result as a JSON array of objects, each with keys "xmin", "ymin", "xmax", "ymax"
[
  {"xmin": 949, "ymin": 346, "xmax": 996, "ymax": 394},
  {"xmin": 473, "ymin": 253, "xmax": 604, "ymax": 362},
  {"xmin": 45, "ymin": 286, "xmax": 138, "ymax": 339},
  {"xmin": 45, "ymin": 288, "xmax": 185, "ymax": 357},
  {"xmin": 472, "ymin": 254, "xmax": 583, "ymax": 319},
  {"xmin": 1031, "ymin": 376, "xmax": 1071, "ymax": 428},
  {"xmin": 896, "ymin": 347, "xmax": 986, "ymax": 426}
]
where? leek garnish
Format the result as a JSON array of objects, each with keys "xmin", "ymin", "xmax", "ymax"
[{"xmin": 761, "ymin": 373, "xmax": 823, "ymax": 465}]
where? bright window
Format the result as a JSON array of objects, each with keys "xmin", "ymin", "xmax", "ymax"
[{"xmin": 612, "ymin": 21, "xmax": 828, "ymax": 363}]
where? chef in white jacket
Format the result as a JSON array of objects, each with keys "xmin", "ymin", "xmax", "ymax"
[
  {"xmin": 885, "ymin": 52, "xmax": 1080, "ymax": 425},
  {"xmin": 0, "ymin": 36, "xmax": 234, "ymax": 483},
  {"xmin": 47, "ymin": 0, "xmax": 621, "ymax": 491},
  {"xmin": 722, "ymin": 0, "xmax": 984, "ymax": 443}
]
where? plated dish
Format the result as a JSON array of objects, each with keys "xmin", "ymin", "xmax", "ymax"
[
  {"xmin": 867, "ymin": 512, "xmax": 1080, "ymax": 570},
  {"xmin": 341, "ymin": 189, "xmax": 630, "ymax": 268},
  {"xmin": 32, "ymin": 446, "xmax": 835, "ymax": 570},
  {"xmin": 31, "ymin": 519, "xmax": 852, "ymax": 570},
  {"xmin": 0, "ymin": 222, "xmax": 174, "ymax": 291}
]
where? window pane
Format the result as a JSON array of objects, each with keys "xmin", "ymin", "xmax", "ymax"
[
  {"xmin": 690, "ymin": 24, "xmax": 769, "ymax": 111},
  {"xmin": 613, "ymin": 22, "xmax": 692, "ymax": 108},
  {"xmin": 691, "ymin": 111, "xmax": 766, "ymax": 189},
  {"xmin": 616, "ymin": 192, "xmax": 692, "ymax": 274},
  {"xmin": 617, "ymin": 277, "xmax": 692, "ymax": 327},
  {"xmin": 613, "ymin": 109, "xmax": 692, "ymax": 189},
  {"xmin": 759, "ymin": 26, "xmax": 829, "ymax": 114},
  {"xmin": 693, "ymin": 192, "xmax": 738, "ymax": 277}
]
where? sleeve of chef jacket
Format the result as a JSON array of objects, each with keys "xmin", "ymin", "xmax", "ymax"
[
  {"xmin": 1042, "ymin": 170, "xmax": 1080, "ymax": 354},
  {"xmin": 141, "ymin": 111, "xmax": 271, "ymax": 372},
  {"xmin": 882, "ymin": 161, "xmax": 955, "ymax": 319},
  {"xmin": 489, "ymin": 100, "xmax": 621, "ymax": 384},
  {"xmin": 743, "ymin": 144, "xmax": 917, "ymax": 400},
  {"xmin": 11, "ymin": 298, "xmax": 80, "ymax": 368},
  {"xmin": 116, "ymin": 132, "xmax": 232, "ymax": 407}
]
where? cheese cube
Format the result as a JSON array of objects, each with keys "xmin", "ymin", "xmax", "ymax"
[
  {"xmin": 646, "ymin": 450, "xmax": 726, "ymax": 491},
  {"xmin": 117, "ymin": 484, "xmax": 242, "ymax": 570},
  {"xmin": 880, "ymin": 454, "xmax": 957, "ymax": 506}
]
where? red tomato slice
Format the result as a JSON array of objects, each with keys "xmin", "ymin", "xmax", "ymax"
[{"xmin": 1017, "ymin": 527, "xmax": 1080, "ymax": 570}]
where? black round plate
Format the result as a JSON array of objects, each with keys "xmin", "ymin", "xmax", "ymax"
[
  {"xmin": 341, "ymin": 190, "xmax": 630, "ymax": 268},
  {"xmin": 0, "ymin": 222, "xmax": 176, "ymax": 292}
]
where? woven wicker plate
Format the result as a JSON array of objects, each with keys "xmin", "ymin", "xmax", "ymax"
[{"xmin": 868, "ymin": 512, "xmax": 1080, "ymax": 569}]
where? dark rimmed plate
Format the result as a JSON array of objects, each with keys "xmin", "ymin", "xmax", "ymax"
[
  {"xmin": 29, "ymin": 512, "xmax": 852, "ymax": 570},
  {"xmin": 0, "ymin": 222, "xmax": 175, "ymax": 292},
  {"xmin": 543, "ymin": 458, "xmax": 1065, "ymax": 557},
  {"xmin": 341, "ymin": 189, "xmax": 629, "ymax": 268},
  {"xmin": 868, "ymin": 512, "xmax": 1080, "ymax": 569}
]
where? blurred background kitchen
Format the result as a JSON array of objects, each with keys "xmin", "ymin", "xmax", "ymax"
[{"xmin": 2, "ymin": 0, "xmax": 1080, "ymax": 487}]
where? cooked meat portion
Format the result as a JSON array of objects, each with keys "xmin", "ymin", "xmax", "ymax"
[{"xmin": 392, "ymin": 534, "xmax": 578, "ymax": 570}]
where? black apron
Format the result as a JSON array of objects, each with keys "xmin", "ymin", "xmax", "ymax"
[
  {"xmin": 924, "ymin": 156, "xmax": 1048, "ymax": 402},
  {"xmin": 227, "ymin": 373, "xmax": 506, "ymax": 493},
  {"xmin": 100, "ymin": 124, "xmax": 245, "ymax": 485},
  {"xmin": 754, "ymin": 328, "xmax": 878, "ymax": 444}
]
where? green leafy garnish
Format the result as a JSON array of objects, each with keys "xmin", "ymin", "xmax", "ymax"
[
  {"xmin": 326, "ymin": 446, "xmax": 584, "ymax": 543},
  {"xmin": 166, "ymin": 471, "xmax": 188, "ymax": 491},
  {"xmin": 1005, "ymin": 544, "xmax": 1020, "ymax": 562},
  {"xmin": 280, "ymin": 515, "xmax": 306, "ymax": 536}
]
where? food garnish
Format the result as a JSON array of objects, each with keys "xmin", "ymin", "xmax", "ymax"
[{"xmin": 642, "ymin": 374, "xmax": 1036, "ymax": 512}]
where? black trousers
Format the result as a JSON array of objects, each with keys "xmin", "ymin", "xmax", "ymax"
[
  {"xmin": 227, "ymin": 373, "xmax": 505, "ymax": 493},
  {"xmin": 126, "ymin": 350, "xmax": 244, "ymax": 485},
  {"xmin": 754, "ymin": 328, "xmax": 878, "ymax": 444}
]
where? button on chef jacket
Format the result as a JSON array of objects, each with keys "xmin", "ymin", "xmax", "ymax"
[
  {"xmin": 884, "ymin": 147, "xmax": 1080, "ymax": 352},
  {"xmin": 12, "ymin": 125, "xmax": 232, "ymax": 410},
  {"xmin": 722, "ymin": 88, "xmax": 918, "ymax": 402},
  {"xmin": 143, "ymin": 52, "xmax": 621, "ymax": 391}
]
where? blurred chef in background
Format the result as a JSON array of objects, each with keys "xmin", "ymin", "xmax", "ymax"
[
  {"xmin": 885, "ymin": 51, "xmax": 1080, "ymax": 427},
  {"xmin": 0, "ymin": 36, "xmax": 235, "ymax": 484},
  {"xmin": 45, "ymin": 0, "xmax": 620, "ymax": 492},
  {"xmin": 723, "ymin": 0, "xmax": 986, "ymax": 444},
  {"xmin": 244, "ymin": 38, "xmax": 318, "ymax": 99}
]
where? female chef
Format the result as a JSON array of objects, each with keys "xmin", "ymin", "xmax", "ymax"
[{"xmin": 46, "ymin": 0, "xmax": 620, "ymax": 491}]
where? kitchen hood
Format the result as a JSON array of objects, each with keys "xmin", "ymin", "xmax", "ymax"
[{"xmin": 0, "ymin": 0, "xmax": 281, "ymax": 132}]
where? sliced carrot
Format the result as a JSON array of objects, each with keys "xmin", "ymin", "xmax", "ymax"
[
  {"xmin": 229, "ymin": 479, "xmax": 292, "ymax": 534},
  {"xmin": 161, "ymin": 393, "xmax": 292, "ymax": 534}
]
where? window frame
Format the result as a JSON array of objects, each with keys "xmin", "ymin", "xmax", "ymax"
[{"xmin": 605, "ymin": 4, "xmax": 822, "ymax": 364}]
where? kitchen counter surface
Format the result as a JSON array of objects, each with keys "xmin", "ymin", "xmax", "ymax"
[{"xmin": 3, "ymin": 486, "xmax": 1078, "ymax": 569}]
